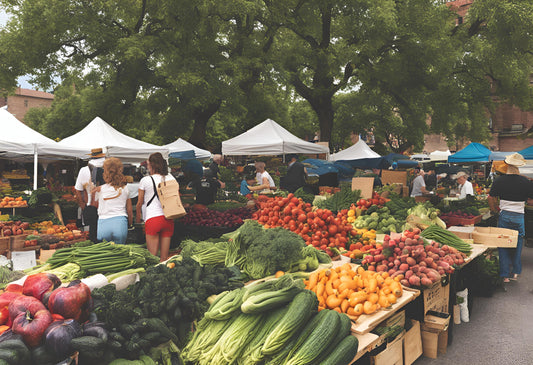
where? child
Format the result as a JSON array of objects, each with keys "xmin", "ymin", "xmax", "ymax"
[{"xmin": 240, "ymin": 174, "xmax": 256, "ymax": 197}]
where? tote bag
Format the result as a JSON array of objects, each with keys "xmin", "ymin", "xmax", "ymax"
[{"xmin": 156, "ymin": 177, "xmax": 187, "ymax": 219}]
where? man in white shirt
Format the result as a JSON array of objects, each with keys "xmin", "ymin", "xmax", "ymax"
[
  {"xmin": 410, "ymin": 169, "xmax": 430, "ymax": 197},
  {"xmin": 75, "ymin": 148, "xmax": 106, "ymax": 242},
  {"xmin": 453, "ymin": 171, "xmax": 474, "ymax": 199}
]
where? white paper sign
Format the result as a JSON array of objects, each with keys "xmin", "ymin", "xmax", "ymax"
[{"xmin": 11, "ymin": 251, "xmax": 37, "ymax": 271}]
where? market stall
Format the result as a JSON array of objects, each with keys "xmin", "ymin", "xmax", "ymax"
[
  {"xmin": 57, "ymin": 116, "xmax": 169, "ymax": 163},
  {"xmin": 221, "ymin": 118, "xmax": 329, "ymax": 157},
  {"xmin": 0, "ymin": 109, "xmax": 88, "ymax": 190},
  {"xmin": 165, "ymin": 138, "xmax": 212, "ymax": 160},
  {"xmin": 329, "ymin": 139, "xmax": 387, "ymax": 169}
]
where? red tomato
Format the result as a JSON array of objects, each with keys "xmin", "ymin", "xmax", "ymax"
[
  {"xmin": 291, "ymin": 197, "xmax": 299, "ymax": 205},
  {"xmin": 297, "ymin": 214, "xmax": 307, "ymax": 223},
  {"xmin": 365, "ymin": 200, "xmax": 372, "ymax": 208},
  {"xmin": 307, "ymin": 212, "xmax": 315, "ymax": 220},
  {"xmin": 328, "ymin": 225, "xmax": 338, "ymax": 236}
]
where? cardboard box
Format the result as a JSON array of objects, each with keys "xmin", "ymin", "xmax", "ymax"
[
  {"xmin": 39, "ymin": 249, "xmax": 57, "ymax": 263},
  {"xmin": 423, "ymin": 279, "xmax": 450, "ymax": 315},
  {"xmin": 352, "ymin": 177, "xmax": 374, "ymax": 199},
  {"xmin": 447, "ymin": 226, "xmax": 474, "ymax": 240},
  {"xmin": 423, "ymin": 311, "xmax": 450, "ymax": 331},
  {"xmin": 472, "ymin": 227, "xmax": 518, "ymax": 248},
  {"xmin": 402, "ymin": 186, "xmax": 410, "ymax": 197},
  {"xmin": 403, "ymin": 319, "xmax": 423, "ymax": 365},
  {"xmin": 382, "ymin": 170, "xmax": 408, "ymax": 186},
  {"xmin": 370, "ymin": 331, "xmax": 405, "ymax": 365},
  {"xmin": 421, "ymin": 325, "xmax": 448, "ymax": 359}
]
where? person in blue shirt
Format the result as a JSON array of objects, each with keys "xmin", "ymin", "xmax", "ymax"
[{"xmin": 240, "ymin": 174, "xmax": 256, "ymax": 197}]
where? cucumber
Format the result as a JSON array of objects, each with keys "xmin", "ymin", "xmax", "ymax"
[
  {"xmin": 0, "ymin": 339, "xmax": 30, "ymax": 364},
  {"xmin": 319, "ymin": 335, "xmax": 359, "ymax": 365},
  {"xmin": 70, "ymin": 335, "xmax": 106, "ymax": 355}
]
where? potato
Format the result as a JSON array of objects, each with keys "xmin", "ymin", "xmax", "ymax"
[
  {"xmin": 421, "ymin": 277, "xmax": 433, "ymax": 287},
  {"xmin": 399, "ymin": 263, "xmax": 409, "ymax": 272},
  {"xmin": 400, "ymin": 279, "xmax": 410, "ymax": 287},
  {"xmin": 405, "ymin": 270, "xmax": 413, "ymax": 279},
  {"xmin": 408, "ymin": 275, "xmax": 421, "ymax": 286},
  {"xmin": 406, "ymin": 257, "xmax": 416, "ymax": 266},
  {"xmin": 376, "ymin": 264, "xmax": 387, "ymax": 272}
]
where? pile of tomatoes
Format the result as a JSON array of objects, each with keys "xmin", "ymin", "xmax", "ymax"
[{"xmin": 252, "ymin": 193, "xmax": 356, "ymax": 256}]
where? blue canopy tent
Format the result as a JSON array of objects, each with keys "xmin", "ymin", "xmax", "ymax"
[
  {"xmin": 448, "ymin": 143, "xmax": 491, "ymax": 163},
  {"xmin": 302, "ymin": 159, "xmax": 340, "ymax": 176},
  {"xmin": 169, "ymin": 150, "xmax": 197, "ymax": 160},
  {"xmin": 335, "ymin": 157, "xmax": 389, "ymax": 170},
  {"xmin": 518, "ymin": 146, "xmax": 533, "ymax": 160},
  {"xmin": 489, "ymin": 151, "xmax": 515, "ymax": 161},
  {"xmin": 383, "ymin": 153, "xmax": 418, "ymax": 168}
]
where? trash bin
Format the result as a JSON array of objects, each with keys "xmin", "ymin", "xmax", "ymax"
[{"xmin": 525, "ymin": 206, "xmax": 533, "ymax": 247}]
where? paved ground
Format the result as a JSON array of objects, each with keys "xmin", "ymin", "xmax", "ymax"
[{"xmin": 416, "ymin": 245, "xmax": 533, "ymax": 365}]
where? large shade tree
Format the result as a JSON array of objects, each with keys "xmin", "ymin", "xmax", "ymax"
[{"xmin": 1, "ymin": 0, "xmax": 532, "ymax": 151}]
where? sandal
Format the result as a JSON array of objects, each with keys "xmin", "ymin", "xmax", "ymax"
[
  {"xmin": 509, "ymin": 274, "xmax": 519, "ymax": 281},
  {"xmin": 503, "ymin": 278, "xmax": 511, "ymax": 283}
]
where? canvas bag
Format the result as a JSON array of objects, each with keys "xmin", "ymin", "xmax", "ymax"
[{"xmin": 151, "ymin": 176, "xmax": 187, "ymax": 219}]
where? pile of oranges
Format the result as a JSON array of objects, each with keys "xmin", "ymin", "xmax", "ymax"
[
  {"xmin": 0, "ymin": 196, "xmax": 27, "ymax": 208},
  {"xmin": 305, "ymin": 263, "xmax": 404, "ymax": 320}
]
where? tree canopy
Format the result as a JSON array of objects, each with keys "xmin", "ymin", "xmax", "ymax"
[{"xmin": 1, "ymin": 0, "xmax": 532, "ymax": 152}]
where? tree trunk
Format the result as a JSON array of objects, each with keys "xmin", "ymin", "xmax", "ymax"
[
  {"xmin": 188, "ymin": 100, "xmax": 221, "ymax": 148},
  {"xmin": 308, "ymin": 96, "xmax": 334, "ymax": 149}
]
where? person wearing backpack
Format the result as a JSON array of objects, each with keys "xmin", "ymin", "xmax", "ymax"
[{"xmin": 136, "ymin": 152, "xmax": 176, "ymax": 262}]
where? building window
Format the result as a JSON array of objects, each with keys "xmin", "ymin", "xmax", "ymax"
[
  {"xmin": 457, "ymin": 17, "xmax": 463, "ymax": 25},
  {"xmin": 24, "ymin": 100, "xmax": 28, "ymax": 108}
]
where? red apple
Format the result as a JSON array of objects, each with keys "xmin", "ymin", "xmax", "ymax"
[
  {"xmin": 22, "ymin": 273, "xmax": 61, "ymax": 302},
  {"xmin": 10, "ymin": 296, "xmax": 52, "ymax": 347},
  {"xmin": 47, "ymin": 280, "xmax": 93, "ymax": 323}
]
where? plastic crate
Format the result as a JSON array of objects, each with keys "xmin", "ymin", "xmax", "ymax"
[{"xmin": 457, "ymin": 215, "xmax": 482, "ymax": 226}]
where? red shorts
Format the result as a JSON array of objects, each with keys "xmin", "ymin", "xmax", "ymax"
[{"xmin": 145, "ymin": 216, "xmax": 174, "ymax": 237}]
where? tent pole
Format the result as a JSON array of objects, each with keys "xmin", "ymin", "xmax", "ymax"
[{"xmin": 33, "ymin": 148, "xmax": 38, "ymax": 191}]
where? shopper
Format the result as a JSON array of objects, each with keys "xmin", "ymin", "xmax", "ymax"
[
  {"xmin": 190, "ymin": 169, "xmax": 221, "ymax": 205},
  {"xmin": 92, "ymin": 158, "xmax": 132, "ymax": 244},
  {"xmin": 74, "ymin": 148, "xmax": 106, "ymax": 242},
  {"xmin": 249, "ymin": 161, "xmax": 276, "ymax": 192},
  {"xmin": 372, "ymin": 168, "xmax": 383, "ymax": 188},
  {"xmin": 488, "ymin": 153, "xmax": 533, "ymax": 283},
  {"xmin": 424, "ymin": 168, "xmax": 437, "ymax": 190},
  {"xmin": 280, "ymin": 154, "xmax": 307, "ymax": 193},
  {"xmin": 452, "ymin": 171, "xmax": 474, "ymax": 199},
  {"xmin": 209, "ymin": 154, "xmax": 226, "ymax": 189},
  {"xmin": 136, "ymin": 152, "xmax": 176, "ymax": 262},
  {"xmin": 240, "ymin": 174, "xmax": 256, "ymax": 197},
  {"xmin": 410, "ymin": 168, "xmax": 429, "ymax": 197}
]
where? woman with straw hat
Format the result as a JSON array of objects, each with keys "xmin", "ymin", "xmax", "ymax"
[{"xmin": 488, "ymin": 153, "xmax": 533, "ymax": 283}]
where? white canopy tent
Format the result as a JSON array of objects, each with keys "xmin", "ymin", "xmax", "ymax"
[
  {"xmin": 58, "ymin": 117, "xmax": 168, "ymax": 163},
  {"xmin": 328, "ymin": 139, "xmax": 381, "ymax": 162},
  {"xmin": 0, "ymin": 108, "xmax": 89, "ymax": 189},
  {"xmin": 429, "ymin": 150, "xmax": 451, "ymax": 161},
  {"xmin": 164, "ymin": 138, "xmax": 212, "ymax": 160},
  {"xmin": 221, "ymin": 119, "xmax": 329, "ymax": 156}
]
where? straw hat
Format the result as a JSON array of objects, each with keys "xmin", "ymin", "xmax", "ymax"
[
  {"xmin": 451, "ymin": 171, "xmax": 468, "ymax": 180},
  {"xmin": 87, "ymin": 148, "xmax": 106, "ymax": 158},
  {"xmin": 504, "ymin": 153, "xmax": 526, "ymax": 167}
]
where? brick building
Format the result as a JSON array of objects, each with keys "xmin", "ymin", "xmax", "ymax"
[
  {"xmin": 0, "ymin": 87, "xmax": 54, "ymax": 123},
  {"xmin": 420, "ymin": 0, "xmax": 533, "ymax": 154}
]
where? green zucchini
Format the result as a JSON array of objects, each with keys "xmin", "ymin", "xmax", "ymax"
[
  {"xmin": 285, "ymin": 309, "xmax": 340, "ymax": 365},
  {"xmin": 319, "ymin": 335, "xmax": 359, "ymax": 365},
  {"xmin": 0, "ymin": 349, "xmax": 20, "ymax": 365},
  {"xmin": 313, "ymin": 312, "xmax": 352, "ymax": 364},
  {"xmin": 285, "ymin": 309, "xmax": 330, "ymax": 361},
  {"xmin": 0, "ymin": 339, "xmax": 30, "ymax": 364},
  {"xmin": 70, "ymin": 335, "xmax": 107, "ymax": 354},
  {"xmin": 261, "ymin": 290, "xmax": 318, "ymax": 356}
]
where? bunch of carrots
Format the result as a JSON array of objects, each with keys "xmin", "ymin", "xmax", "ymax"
[{"xmin": 304, "ymin": 263, "xmax": 404, "ymax": 320}]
